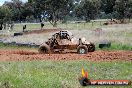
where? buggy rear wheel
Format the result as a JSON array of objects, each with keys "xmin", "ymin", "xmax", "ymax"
[
  {"xmin": 38, "ymin": 44, "xmax": 51, "ymax": 54},
  {"xmin": 88, "ymin": 43, "xmax": 95, "ymax": 52}
]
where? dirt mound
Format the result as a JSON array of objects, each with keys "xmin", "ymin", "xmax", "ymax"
[
  {"xmin": 24, "ymin": 28, "xmax": 61, "ymax": 35},
  {"xmin": 0, "ymin": 49, "xmax": 131, "ymax": 62}
]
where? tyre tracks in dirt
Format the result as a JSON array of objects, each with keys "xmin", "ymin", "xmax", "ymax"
[{"xmin": 0, "ymin": 49, "xmax": 131, "ymax": 62}]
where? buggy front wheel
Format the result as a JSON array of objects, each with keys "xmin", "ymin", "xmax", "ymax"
[{"xmin": 77, "ymin": 45, "xmax": 88, "ymax": 54}]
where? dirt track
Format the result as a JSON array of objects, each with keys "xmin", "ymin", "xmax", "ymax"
[{"xmin": 0, "ymin": 49, "xmax": 131, "ymax": 62}]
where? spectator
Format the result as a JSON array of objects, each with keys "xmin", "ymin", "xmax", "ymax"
[
  {"xmin": 0, "ymin": 24, "xmax": 2, "ymax": 30},
  {"xmin": 41, "ymin": 23, "xmax": 44, "ymax": 29},
  {"xmin": 23, "ymin": 25, "xmax": 26, "ymax": 32},
  {"xmin": 10, "ymin": 21, "xmax": 14, "ymax": 30},
  {"xmin": 3, "ymin": 23, "xmax": 6, "ymax": 30}
]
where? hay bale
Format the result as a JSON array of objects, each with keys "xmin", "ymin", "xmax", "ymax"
[
  {"xmin": 99, "ymin": 40, "xmax": 111, "ymax": 48},
  {"xmin": 14, "ymin": 33, "xmax": 23, "ymax": 36}
]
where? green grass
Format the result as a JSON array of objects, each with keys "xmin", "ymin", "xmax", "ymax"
[
  {"xmin": 0, "ymin": 41, "xmax": 131, "ymax": 51},
  {"xmin": 0, "ymin": 35, "xmax": 9, "ymax": 38},
  {"xmin": 109, "ymin": 44, "xmax": 132, "ymax": 50},
  {"xmin": 11, "ymin": 21, "xmax": 132, "ymax": 32},
  {"xmin": 57, "ymin": 22, "xmax": 104, "ymax": 30},
  {"xmin": 13, "ymin": 22, "xmax": 104, "ymax": 32},
  {"xmin": 0, "ymin": 60, "xmax": 132, "ymax": 88},
  {"xmin": 96, "ymin": 43, "xmax": 132, "ymax": 51},
  {"xmin": 0, "ymin": 42, "xmax": 37, "ymax": 50},
  {"xmin": 125, "ymin": 32, "xmax": 132, "ymax": 37}
]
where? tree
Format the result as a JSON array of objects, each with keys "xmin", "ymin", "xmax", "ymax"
[
  {"xmin": 28, "ymin": 0, "xmax": 44, "ymax": 22},
  {"xmin": 4, "ymin": 0, "xmax": 24, "ymax": 22},
  {"xmin": 0, "ymin": 6, "xmax": 11, "ymax": 29},
  {"xmin": 125, "ymin": 0, "xmax": 132, "ymax": 22},
  {"xmin": 100, "ymin": 0, "xmax": 115, "ymax": 14},
  {"xmin": 21, "ymin": 2, "xmax": 34, "ymax": 21},
  {"xmin": 114, "ymin": 0, "xmax": 132, "ymax": 23},
  {"xmin": 75, "ymin": 0, "xmax": 101, "ymax": 22},
  {"xmin": 29, "ymin": 0, "xmax": 73, "ymax": 27},
  {"xmin": 114, "ymin": 0, "xmax": 126, "ymax": 22},
  {"xmin": 46, "ymin": 0, "xmax": 74, "ymax": 27}
]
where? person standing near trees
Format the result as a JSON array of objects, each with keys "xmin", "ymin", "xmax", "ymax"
[
  {"xmin": 41, "ymin": 22, "xmax": 44, "ymax": 29},
  {"xmin": 23, "ymin": 25, "xmax": 26, "ymax": 32},
  {"xmin": 10, "ymin": 21, "xmax": 14, "ymax": 30},
  {"xmin": 0, "ymin": 24, "xmax": 2, "ymax": 30},
  {"xmin": 3, "ymin": 23, "xmax": 6, "ymax": 30}
]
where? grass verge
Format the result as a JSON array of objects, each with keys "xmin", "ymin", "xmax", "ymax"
[
  {"xmin": 13, "ymin": 22, "xmax": 104, "ymax": 32},
  {"xmin": 0, "ymin": 42, "xmax": 37, "ymax": 50},
  {"xmin": 0, "ymin": 42, "xmax": 131, "ymax": 51},
  {"xmin": 0, "ymin": 60, "xmax": 132, "ymax": 88},
  {"xmin": 96, "ymin": 43, "xmax": 132, "ymax": 51}
]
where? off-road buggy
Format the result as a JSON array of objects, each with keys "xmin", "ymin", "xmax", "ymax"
[{"xmin": 38, "ymin": 30, "xmax": 95, "ymax": 54}]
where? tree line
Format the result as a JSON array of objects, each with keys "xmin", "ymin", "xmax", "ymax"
[{"xmin": 0, "ymin": 0, "xmax": 132, "ymax": 27}]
